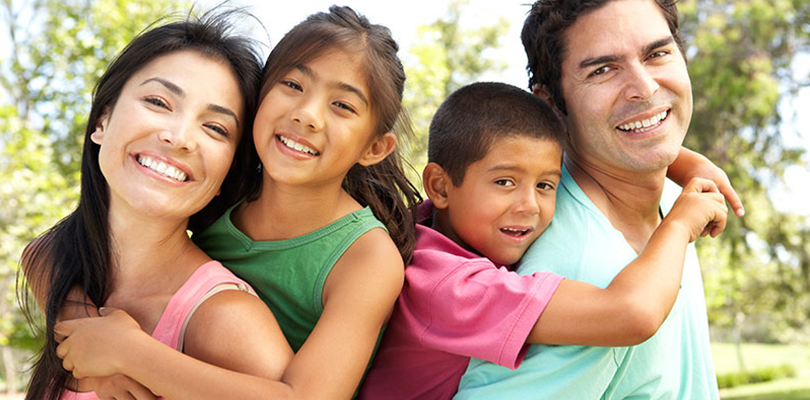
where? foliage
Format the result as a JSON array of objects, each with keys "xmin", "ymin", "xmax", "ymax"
[
  {"xmin": 0, "ymin": 0, "xmax": 187, "ymax": 391},
  {"xmin": 679, "ymin": 0, "xmax": 810, "ymax": 346},
  {"xmin": 717, "ymin": 364, "xmax": 797, "ymax": 389},
  {"xmin": 401, "ymin": 0, "xmax": 509, "ymax": 185}
]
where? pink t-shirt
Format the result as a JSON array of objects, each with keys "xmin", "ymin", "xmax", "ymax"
[
  {"xmin": 60, "ymin": 261, "xmax": 252, "ymax": 400},
  {"xmin": 358, "ymin": 202, "xmax": 564, "ymax": 400}
]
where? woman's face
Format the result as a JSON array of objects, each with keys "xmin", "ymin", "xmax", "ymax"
[{"xmin": 91, "ymin": 50, "xmax": 244, "ymax": 222}]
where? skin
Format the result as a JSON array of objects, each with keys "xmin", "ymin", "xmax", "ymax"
[
  {"xmin": 57, "ymin": 48, "xmax": 404, "ymax": 400},
  {"xmin": 53, "ymin": 50, "xmax": 294, "ymax": 398},
  {"xmin": 427, "ymin": 136, "xmax": 563, "ymax": 266},
  {"xmin": 425, "ymin": 133, "xmax": 727, "ymax": 346}
]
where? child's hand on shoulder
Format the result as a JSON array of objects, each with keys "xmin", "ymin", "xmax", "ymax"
[
  {"xmin": 55, "ymin": 307, "xmax": 148, "ymax": 379},
  {"xmin": 663, "ymin": 178, "xmax": 728, "ymax": 243}
]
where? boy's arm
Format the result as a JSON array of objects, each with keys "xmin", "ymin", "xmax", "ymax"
[
  {"xmin": 55, "ymin": 290, "xmax": 295, "ymax": 400},
  {"xmin": 668, "ymin": 147, "xmax": 744, "ymax": 217},
  {"xmin": 527, "ymin": 177, "xmax": 727, "ymax": 346}
]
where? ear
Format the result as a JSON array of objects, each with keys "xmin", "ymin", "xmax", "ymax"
[
  {"xmin": 358, "ymin": 132, "xmax": 397, "ymax": 167},
  {"xmin": 531, "ymin": 83, "xmax": 554, "ymax": 105},
  {"xmin": 90, "ymin": 108, "xmax": 111, "ymax": 145},
  {"xmin": 422, "ymin": 163, "xmax": 451, "ymax": 210}
]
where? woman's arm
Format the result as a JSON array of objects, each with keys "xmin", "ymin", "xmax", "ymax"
[
  {"xmin": 668, "ymin": 147, "xmax": 744, "ymax": 217},
  {"xmin": 56, "ymin": 290, "xmax": 295, "ymax": 399},
  {"xmin": 527, "ymin": 177, "xmax": 728, "ymax": 346}
]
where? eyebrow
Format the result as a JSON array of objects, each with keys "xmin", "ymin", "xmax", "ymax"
[
  {"xmin": 296, "ymin": 64, "xmax": 370, "ymax": 107},
  {"xmin": 578, "ymin": 36, "xmax": 675, "ymax": 70},
  {"xmin": 141, "ymin": 77, "xmax": 240, "ymax": 129}
]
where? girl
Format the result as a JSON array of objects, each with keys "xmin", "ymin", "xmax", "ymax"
[
  {"xmin": 54, "ymin": 5, "xmax": 421, "ymax": 400},
  {"xmin": 21, "ymin": 11, "xmax": 293, "ymax": 400}
]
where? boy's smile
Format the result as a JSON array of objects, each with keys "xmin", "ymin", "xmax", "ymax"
[{"xmin": 432, "ymin": 135, "xmax": 562, "ymax": 266}]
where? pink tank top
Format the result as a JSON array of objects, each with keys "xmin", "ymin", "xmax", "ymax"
[{"xmin": 60, "ymin": 260, "xmax": 253, "ymax": 399}]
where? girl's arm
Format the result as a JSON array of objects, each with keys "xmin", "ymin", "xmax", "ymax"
[
  {"xmin": 281, "ymin": 228, "xmax": 404, "ymax": 399},
  {"xmin": 668, "ymin": 146, "xmax": 744, "ymax": 217},
  {"xmin": 56, "ymin": 289, "xmax": 295, "ymax": 399},
  {"xmin": 527, "ymin": 177, "xmax": 728, "ymax": 346},
  {"xmin": 56, "ymin": 231, "xmax": 402, "ymax": 400}
]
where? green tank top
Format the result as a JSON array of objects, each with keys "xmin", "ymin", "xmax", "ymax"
[{"xmin": 194, "ymin": 204, "xmax": 386, "ymax": 352}]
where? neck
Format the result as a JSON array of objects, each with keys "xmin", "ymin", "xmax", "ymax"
[
  {"xmin": 106, "ymin": 206, "xmax": 204, "ymax": 295},
  {"xmin": 565, "ymin": 154, "xmax": 667, "ymax": 253},
  {"xmin": 237, "ymin": 174, "xmax": 362, "ymax": 241}
]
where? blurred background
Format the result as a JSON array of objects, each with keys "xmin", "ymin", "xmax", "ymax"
[{"xmin": 1, "ymin": 0, "xmax": 808, "ymax": 398}]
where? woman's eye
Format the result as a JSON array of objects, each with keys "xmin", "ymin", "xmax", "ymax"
[
  {"xmin": 145, "ymin": 96, "xmax": 169, "ymax": 109},
  {"xmin": 205, "ymin": 124, "xmax": 230, "ymax": 138}
]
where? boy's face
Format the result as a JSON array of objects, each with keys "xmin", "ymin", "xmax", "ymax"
[{"xmin": 438, "ymin": 135, "xmax": 562, "ymax": 266}]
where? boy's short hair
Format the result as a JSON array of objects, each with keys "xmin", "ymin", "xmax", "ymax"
[{"xmin": 428, "ymin": 81, "xmax": 566, "ymax": 185}]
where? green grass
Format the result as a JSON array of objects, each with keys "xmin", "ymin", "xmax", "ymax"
[{"xmin": 712, "ymin": 342, "xmax": 810, "ymax": 400}]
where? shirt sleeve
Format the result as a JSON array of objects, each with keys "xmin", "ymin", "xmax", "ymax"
[{"xmin": 411, "ymin": 258, "xmax": 564, "ymax": 369}]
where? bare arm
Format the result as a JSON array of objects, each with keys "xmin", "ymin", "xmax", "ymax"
[
  {"xmin": 527, "ymin": 177, "xmax": 728, "ymax": 346},
  {"xmin": 668, "ymin": 146, "xmax": 744, "ymax": 217},
  {"xmin": 56, "ymin": 290, "xmax": 294, "ymax": 400},
  {"xmin": 55, "ymin": 229, "xmax": 402, "ymax": 400},
  {"xmin": 280, "ymin": 228, "xmax": 404, "ymax": 399}
]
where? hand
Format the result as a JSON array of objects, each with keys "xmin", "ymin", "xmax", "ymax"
[
  {"xmin": 665, "ymin": 178, "xmax": 728, "ymax": 242},
  {"xmin": 55, "ymin": 307, "xmax": 148, "ymax": 379},
  {"xmin": 668, "ymin": 148, "xmax": 745, "ymax": 217},
  {"xmin": 76, "ymin": 375, "xmax": 158, "ymax": 400}
]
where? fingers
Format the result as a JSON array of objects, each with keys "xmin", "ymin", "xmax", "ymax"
[
  {"xmin": 717, "ymin": 179, "xmax": 745, "ymax": 217},
  {"xmin": 683, "ymin": 177, "xmax": 720, "ymax": 194}
]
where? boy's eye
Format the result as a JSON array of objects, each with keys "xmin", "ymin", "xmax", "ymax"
[
  {"xmin": 495, "ymin": 179, "xmax": 515, "ymax": 187},
  {"xmin": 537, "ymin": 182, "xmax": 555, "ymax": 190}
]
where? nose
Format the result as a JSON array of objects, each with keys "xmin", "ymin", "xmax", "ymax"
[
  {"xmin": 623, "ymin": 63, "xmax": 660, "ymax": 101},
  {"xmin": 158, "ymin": 119, "xmax": 197, "ymax": 152},
  {"xmin": 291, "ymin": 97, "xmax": 324, "ymax": 132},
  {"xmin": 513, "ymin": 186, "xmax": 540, "ymax": 216}
]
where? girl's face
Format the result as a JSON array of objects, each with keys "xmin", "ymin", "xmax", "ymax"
[
  {"xmin": 91, "ymin": 50, "xmax": 244, "ymax": 222},
  {"xmin": 253, "ymin": 49, "xmax": 384, "ymax": 188}
]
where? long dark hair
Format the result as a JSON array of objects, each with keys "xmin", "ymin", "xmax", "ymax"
[
  {"xmin": 253, "ymin": 5, "xmax": 421, "ymax": 264},
  {"xmin": 19, "ymin": 9, "xmax": 263, "ymax": 400}
]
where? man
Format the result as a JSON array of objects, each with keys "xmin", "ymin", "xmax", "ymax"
[{"xmin": 455, "ymin": 0, "xmax": 722, "ymax": 398}]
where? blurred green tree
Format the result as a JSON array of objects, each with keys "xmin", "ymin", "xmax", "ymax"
[
  {"xmin": 680, "ymin": 0, "xmax": 810, "ymax": 369},
  {"xmin": 0, "ymin": 0, "xmax": 186, "ymax": 392},
  {"xmin": 401, "ymin": 0, "xmax": 509, "ymax": 184}
]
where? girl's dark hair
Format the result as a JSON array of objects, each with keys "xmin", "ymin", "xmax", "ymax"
[
  {"xmin": 251, "ymin": 5, "xmax": 421, "ymax": 264},
  {"xmin": 20, "ymin": 9, "xmax": 263, "ymax": 400}
]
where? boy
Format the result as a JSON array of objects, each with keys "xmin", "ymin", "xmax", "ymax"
[{"xmin": 358, "ymin": 82, "xmax": 727, "ymax": 399}]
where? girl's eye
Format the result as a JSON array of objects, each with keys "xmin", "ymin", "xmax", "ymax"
[
  {"xmin": 495, "ymin": 179, "xmax": 515, "ymax": 187},
  {"xmin": 282, "ymin": 80, "xmax": 302, "ymax": 91},
  {"xmin": 537, "ymin": 182, "xmax": 555, "ymax": 190},
  {"xmin": 333, "ymin": 101, "xmax": 356, "ymax": 114},
  {"xmin": 145, "ymin": 96, "xmax": 169, "ymax": 109}
]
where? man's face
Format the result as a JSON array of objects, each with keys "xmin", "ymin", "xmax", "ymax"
[{"xmin": 558, "ymin": 0, "xmax": 692, "ymax": 174}]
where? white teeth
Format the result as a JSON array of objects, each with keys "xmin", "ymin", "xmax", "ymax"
[
  {"xmin": 278, "ymin": 135, "xmax": 319, "ymax": 156},
  {"xmin": 619, "ymin": 110, "xmax": 668, "ymax": 133},
  {"xmin": 137, "ymin": 155, "xmax": 188, "ymax": 182}
]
